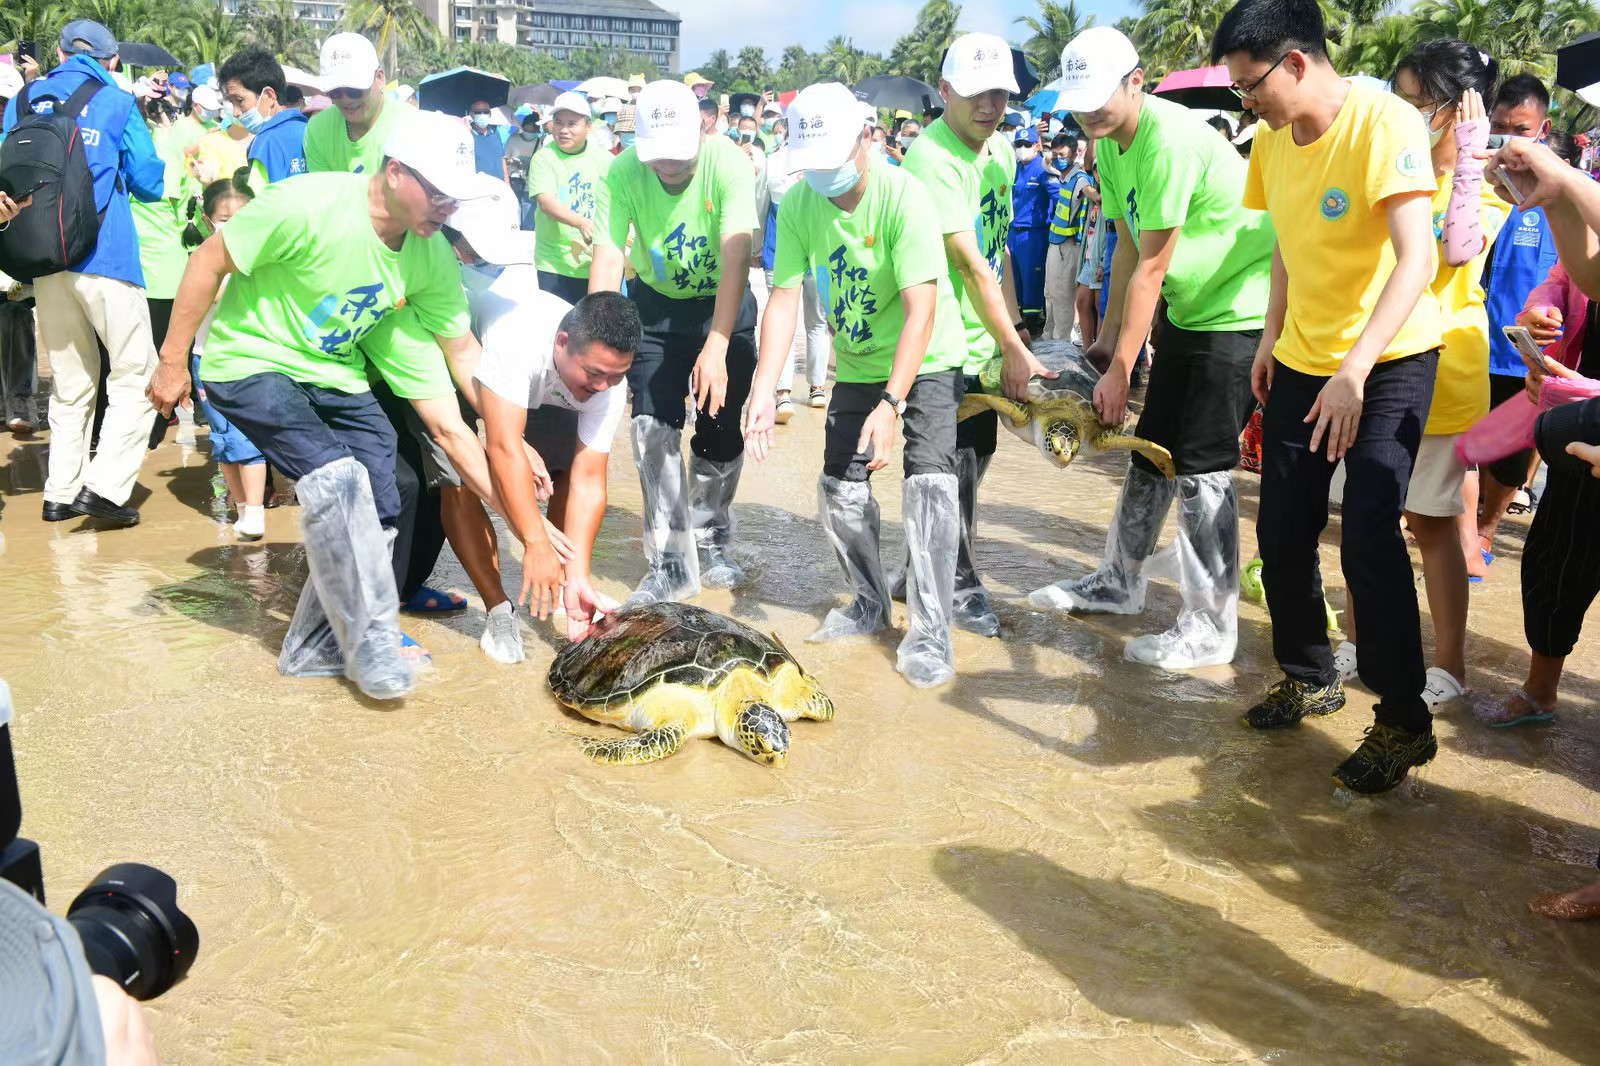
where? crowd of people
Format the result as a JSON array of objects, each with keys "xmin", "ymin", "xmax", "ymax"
[{"xmin": 2, "ymin": 0, "xmax": 1600, "ymax": 936}]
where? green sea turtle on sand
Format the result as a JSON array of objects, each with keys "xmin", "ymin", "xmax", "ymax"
[
  {"xmin": 547, "ymin": 602, "xmax": 834, "ymax": 766},
  {"xmin": 958, "ymin": 340, "xmax": 1177, "ymax": 478}
]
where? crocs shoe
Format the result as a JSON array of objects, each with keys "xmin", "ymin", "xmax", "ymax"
[
  {"xmin": 1421, "ymin": 666, "xmax": 1465, "ymax": 710},
  {"xmin": 1333, "ymin": 641, "xmax": 1359, "ymax": 684}
]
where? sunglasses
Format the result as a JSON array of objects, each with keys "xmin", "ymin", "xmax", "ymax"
[
  {"xmin": 401, "ymin": 164, "xmax": 457, "ymax": 209},
  {"xmin": 1230, "ymin": 52, "xmax": 1289, "ymax": 102},
  {"xmin": 328, "ymin": 86, "xmax": 368, "ymax": 102}
]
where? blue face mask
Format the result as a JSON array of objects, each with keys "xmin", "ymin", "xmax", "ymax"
[
  {"xmin": 236, "ymin": 106, "xmax": 265, "ymax": 133},
  {"xmin": 620, "ymin": 131, "xmax": 636, "ymax": 149},
  {"xmin": 805, "ymin": 156, "xmax": 859, "ymax": 198}
]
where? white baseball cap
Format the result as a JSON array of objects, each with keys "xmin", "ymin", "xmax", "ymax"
[
  {"xmin": 383, "ymin": 109, "xmax": 484, "ymax": 201},
  {"xmin": 1056, "ymin": 27, "xmax": 1141, "ymax": 113},
  {"xmin": 320, "ymin": 32, "xmax": 380, "ymax": 93},
  {"xmin": 551, "ymin": 90, "xmax": 590, "ymax": 117},
  {"xmin": 0, "ymin": 64, "xmax": 22, "ymax": 101},
  {"xmin": 633, "ymin": 80, "xmax": 701, "ymax": 163},
  {"xmin": 446, "ymin": 175, "xmax": 533, "ymax": 265},
  {"xmin": 941, "ymin": 33, "xmax": 1019, "ymax": 99},
  {"xmin": 191, "ymin": 83, "xmax": 224, "ymax": 112},
  {"xmin": 598, "ymin": 97, "xmax": 622, "ymax": 115},
  {"xmin": 786, "ymin": 82, "xmax": 867, "ymax": 171}
]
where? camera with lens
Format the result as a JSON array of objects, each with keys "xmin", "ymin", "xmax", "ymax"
[{"xmin": 0, "ymin": 682, "xmax": 198, "ymax": 1001}]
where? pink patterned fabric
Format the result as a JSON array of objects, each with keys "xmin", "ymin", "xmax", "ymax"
[
  {"xmin": 1457, "ymin": 374, "xmax": 1600, "ymax": 464},
  {"xmin": 1441, "ymin": 118, "xmax": 1488, "ymax": 267}
]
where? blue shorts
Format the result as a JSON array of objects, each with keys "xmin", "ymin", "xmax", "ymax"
[{"xmin": 192, "ymin": 356, "xmax": 263, "ymax": 466}]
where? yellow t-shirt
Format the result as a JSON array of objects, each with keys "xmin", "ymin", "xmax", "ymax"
[
  {"xmin": 1424, "ymin": 175, "xmax": 1510, "ymax": 435},
  {"xmin": 1244, "ymin": 86, "xmax": 1444, "ymax": 376}
]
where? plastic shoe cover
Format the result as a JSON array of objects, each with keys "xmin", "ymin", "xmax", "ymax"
[
  {"xmin": 1028, "ymin": 461, "xmax": 1173, "ymax": 614},
  {"xmin": 629, "ymin": 415, "xmax": 700, "ymax": 604},
  {"xmin": 809, "ymin": 475, "xmax": 891, "ymax": 641},
  {"xmin": 296, "ymin": 457, "xmax": 412, "ymax": 701},
  {"xmin": 1125, "ymin": 471, "xmax": 1239, "ymax": 669},
  {"xmin": 278, "ymin": 577, "xmax": 344, "ymax": 678},
  {"xmin": 953, "ymin": 587, "xmax": 1001, "ymax": 637},
  {"xmin": 480, "ymin": 601, "xmax": 526, "ymax": 664},
  {"xmin": 1333, "ymin": 641, "xmax": 1359, "ymax": 683},
  {"xmin": 690, "ymin": 453, "xmax": 748, "ymax": 589},
  {"xmin": 897, "ymin": 473, "xmax": 960, "ymax": 688}
]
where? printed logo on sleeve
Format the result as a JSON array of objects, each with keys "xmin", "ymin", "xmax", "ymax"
[
  {"xmin": 1319, "ymin": 187, "xmax": 1350, "ymax": 221},
  {"xmin": 1395, "ymin": 148, "xmax": 1425, "ymax": 179}
]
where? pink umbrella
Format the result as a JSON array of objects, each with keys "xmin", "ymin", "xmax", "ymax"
[{"xmin": 1152, "ymin": 65, "xmax": 1241, "ymax": 111}]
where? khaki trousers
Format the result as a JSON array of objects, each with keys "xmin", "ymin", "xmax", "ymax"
[{"xmin": 1042, "ymin": 241, "xmax": 1079, "ymax": 341}]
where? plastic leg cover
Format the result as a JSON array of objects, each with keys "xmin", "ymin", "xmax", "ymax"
[
  {"xmin": 1029, "ymin": 461, "xmax": 1173, "ymax": 614},
  {"xmin": 898, "ymin": 473, "xmax": 959, "ymax": 688},
  {"xmin": 689, "ymin": 453, "xmax": 748, "ymax": 589},
  {"xmin": 278, "ymin": 577, "xmax": 344, "ymax": 678},
  {"xmin": 951, "ymin": 448, "xmax": 1001, "ymax": 636},
  {"xmin": 627, "ymin": 415, "xmax": 701, "ymax": 606},
  {"xmin": 1126, "ymin": 471, "xmax": 1240, "ymax": 669},
  {"xmin": 296, "ymin": 457, "xmax": 412, "ymax": 701},
  {"xmin": 810, "ymin": 475, "xmax": 891, "ymax": 641}
]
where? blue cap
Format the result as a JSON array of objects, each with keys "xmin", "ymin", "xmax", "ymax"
[
  {"xmin": 514, "ymin": 103, "xmax": 534, "ymax": 117},
  {"xmin": 189, "ymin": 63, "xmax": 214, "ymax": 87},
  {"xmin": 59, "ymin": 19, "xmax": 119, "ymax": 60},
  {"xmin": 169, "ymin": 72, "xmax": 190, "ymax": 90},
  {"xmin": 1013, "ymin": 127, "xmax": 1038, "ymax": 145}
]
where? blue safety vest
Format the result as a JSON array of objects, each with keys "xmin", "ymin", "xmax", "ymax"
[{"xmin": 1484, "ymin": 206, "xmax": 1558, "ymax": 378}]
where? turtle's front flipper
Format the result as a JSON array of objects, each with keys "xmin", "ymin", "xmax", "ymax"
[
  {"xmin": 1095, "ymin": 432, "xmax": 1178, "ymax": 479},
  {"xmin": 957, "ymin": 393, "xmax": 1031, "ymax": 427},
  {"xmin": 579, "ymin": 725, "xmax": 689, "ymax": 765}
]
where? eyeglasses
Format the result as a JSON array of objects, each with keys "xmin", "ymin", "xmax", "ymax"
[
  {"xmin": 1230, "ymin": 52, "xmax": 1289, "ymax": 102},
  {"xmin": 401, "ymin": 164, "xmax": 457, "ymax": 209}
]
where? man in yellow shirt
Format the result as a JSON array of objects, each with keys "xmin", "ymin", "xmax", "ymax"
[{"xmin": 1214, "ymin": 0, "xmax": 1445, "ymax": 794}]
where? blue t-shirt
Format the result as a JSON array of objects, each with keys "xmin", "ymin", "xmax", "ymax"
[
  {"xmin": 1484, "ymin": 206, "xmax": 1559, "ymax": 378},
  {"xmin": 473, "ymin": 129, "xmax": 504, "ymax": 177},
  {"xmin": 248, "ymin": 109, "xmax": 308, "ymax": 183}
]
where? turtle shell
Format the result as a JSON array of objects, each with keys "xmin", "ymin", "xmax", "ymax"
[
  {"xmin": 976, "ymin": 339, "xmax": 1102, "ymax": 404},
  {"xmin": 548, "ymin": 601, "xmax": 796, "ymax": 708}
]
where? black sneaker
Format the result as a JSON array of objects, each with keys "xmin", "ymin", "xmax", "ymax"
[
  {"xmin": 1243, "ymin": 676, "xmax": 1346, "ymax": 729},
  {"xmin": 1332, "ymin": 723, "xmax": 1438, "ymax": 794}
]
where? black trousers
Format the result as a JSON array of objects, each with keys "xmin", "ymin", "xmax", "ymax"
[
  {"xmin": 1485, "ymin": 373, "xmax": 1535, "ymax": 488},
  {"xmin": 538, "ymin": 270, "xmax": 591, "ymax": 305},
  {"xmin": 1257, "ymin": 352, "xmax": 1437, "ymax": 731},
  {"xmin": 1520, "ymin": 464, "xmax": 1600, "ymax": 658},
  {"xmin": 823, "ymin": 372, "xmax": 962, "ymax": 481},
  {"xmin": 372, "ymin": 379, "xmax": 444, "ymax": 602},
  {"xmin": 1134, "ymin": 320, "xmax": 1259, "ymax": 476},
  {"xmin": 626, "ymin": 281, "xmax": 757, "ymax": 463}
]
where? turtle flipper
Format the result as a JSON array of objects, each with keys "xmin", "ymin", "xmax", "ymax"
[
  {"xmin": 579, "ymin": 725, "xmax": 689, "ymax": 765},
  {"xmin": 1093, "ymin": 432, "xmax": 1178, "ymax": 479},
  {"xmin": 957, "ymin": 393, "xmax": 1031, "ymax": 427}
]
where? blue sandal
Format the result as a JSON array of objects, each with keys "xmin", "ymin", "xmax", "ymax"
[
  {"xmin": 400, "ymin": 633, "xmax": 432, "ymax": 665},
  {"xmin": 403, "ymin": 586, "xmax": 468, "ymax": 614}
]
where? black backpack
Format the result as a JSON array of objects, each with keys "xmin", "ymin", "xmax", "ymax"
[{"xmin": 0, "ymin": 79, "xmax": 107, "ymax": 278}]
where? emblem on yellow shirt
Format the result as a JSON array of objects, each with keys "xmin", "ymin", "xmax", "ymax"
[{"xmin": 1320, "ymin": 188, "xmax": 1349, "ymax": 221}]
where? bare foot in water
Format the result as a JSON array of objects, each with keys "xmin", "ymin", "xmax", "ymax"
[{"xmin": 1528, "ymin": 879, "xmax": 1600, "ymax": 921}]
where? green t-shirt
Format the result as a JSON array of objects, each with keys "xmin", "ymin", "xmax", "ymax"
[
  {"xmin": 203, "ymin": 173, "xmax": 470, "ymax": 394},
  {"xmin": 355, "ymin": 304, "xmax": 459, "ymax": 401},
  {"xmin": 131, "ymin": 125, "xmax": 195, "ymax": 300},
  {"xmin": 1096, "ymin": 95, "xmax": 1273, "ymax": 332},
  {"xmin": 596, "ymin": 136, "xmax": 757, "ymax": 299},
  {"xmin": 304, "ymin": 101, "xmax": 406, "ymax": 175},
  {"xmin": 530, "ymin": 142, "xmax": 613, "ymax": 279},
  {"xmin": 899, "ymin": 119, "xmax": 1015, "ymax": 372},
  {"xmin": 773, "ymin": 163, "xmax": 964, "ymax": 383}
]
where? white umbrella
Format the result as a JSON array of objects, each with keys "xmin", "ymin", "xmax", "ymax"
[
  {"xmin": 575, "ymin": 76, "xmax": 630, "ymax": 99},
  {"xmin": 282, "ymin": 66, "xmax": 325, "ymax": 95}
]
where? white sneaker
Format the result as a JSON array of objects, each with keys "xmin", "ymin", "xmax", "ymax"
[
  {"xmin": 1422, "ymin": 666, "xmax": 1465, "ymax": 709},
  {"xmin": 234, "ymin": 505, "xmax": 265, "ymax": 541},
  {"xmin": 480, "ymin": 602, "xmax": 526, "ymax": 664},
  {"xmin": 1333, "ymin": 640, "xmax": 1359, "ymax": 683},
  {"xmin": 808, "ymin": 386, "xmax": 827, "ymax": 408},
  {"xmin": 775, "ymin": 394, "xmax": 794, "ymax": 424}
]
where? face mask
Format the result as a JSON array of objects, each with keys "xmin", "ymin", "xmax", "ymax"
[
  {"xmin": 620, "ymin": 131, "xmax": 636, "ymax": 149},
  {"xmin": 236, "ymin": 106, "xmax": 265, "ymax": 133},
  {"xmin": 520, "ymin": 129, "xmax": 539, "ymax": 141},
  {"xmin": 739, "ymin": 105, "xmax": 755, "ymax": 119},
  {"xmin": 1014, "ymin": 146, "xmax": 1032, "ymax": 161},
  {"xmin": 762, "ymin": 119, "xmax": 776, "ymax": 133},
  {"xmin": 603, "ymin": 114, "xmax": 617, "ymax": 127},
  {"xmin": 472, "ymin": 113, "xmax": 491, "ymax": 130},
  {"xmin": 1428, "ymin": 122, "xmax": 1445, "ymax": 148},
  {"xmin": 198, "ymin": 107, "xmax": 221, "ymax": 127},
  {"xmin": 805, "ymin": 156, "xmax": 859, "ymax": 198},
  {"xmin": 899, "ymin": 135, "xmax": 916, "ymax": 148}
]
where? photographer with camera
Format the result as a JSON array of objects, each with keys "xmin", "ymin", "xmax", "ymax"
[{"xmin": 1, "ymin": 680, "xmax": 196, "ymax": 1063}]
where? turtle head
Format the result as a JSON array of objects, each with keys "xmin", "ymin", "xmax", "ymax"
[
  {"xmin": 1041, "ymin": 418, "xmax": 1080, "ymax": 467},
  {"xmin": 733, "ymin": 702, "xmax": 790, "ymax": 767}
]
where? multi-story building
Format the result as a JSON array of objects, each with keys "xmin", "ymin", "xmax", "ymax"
[
  {"xmin": 221, "ymin": 0, "xmax": 346, "ymax": 37},
  {"xmin": 421, "ymin": 0, "xmax": 682, "ymax": 73}
]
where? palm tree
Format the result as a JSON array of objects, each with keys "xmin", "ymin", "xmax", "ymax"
[
  {"xmin": 0, "ymin": 0, "xmax": 65, "ymax": 61},
  {"xmin": 733, "ymin": 46, "xmax": 770, "ymax": 91},
  {"xmin": 819, "ymin": 36, "xmax": 882, "ymax": 86},
  {"xmin": 180, "ymin": 0, "xmax": 245, "ymax": 66},
  {"xmin": 1134, "ymin": 0, "xmax": 1231, "ymax": 77},
  {"xmin": 776, "ymin": 44, "xmax": 819, "ymax": 90},
  {"xmin": 1331, "ymin": 14, "xmax": 1421, "ymax": 78},
  {"xmin": 887, "ymin": 0, "xmax": 960, "ymax": 85},
  {"xmin": 343, "ymin": 0, "xmax": 436, "ymax": 75},
  {"xmin": 241, "ymin": 0, "xmax": 318, "ymax": 68},
  {"xmin": 1015, "ymin": 0, "xmax": 1095, "ymax": 82}
]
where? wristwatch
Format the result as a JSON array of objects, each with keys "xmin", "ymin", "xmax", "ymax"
[{"xmin": 880, "ymin": 389, "xmax": 906, "ymax": 416}]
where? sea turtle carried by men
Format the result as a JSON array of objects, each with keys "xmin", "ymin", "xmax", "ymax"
[
  {"xmin": 958, "ymin": 340, "xmax": 1177, "ymax": 478},
  {"xmin": 547, "ymin": 602, "xmax": 835, "ymax": 766}
]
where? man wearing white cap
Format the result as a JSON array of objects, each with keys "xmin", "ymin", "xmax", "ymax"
[
  {"xmin": 1028, "ymin": 27, "xmax": 1275, "ymax": 672},
  {"xmin": 900, "ymin": 32, "xmax": 1052, "ymax": 638},
  {"xmin": 589, "ymin": 79, "xmax": 759, "ymax": 605},
  {"xmin": 744, "ymin": 82, "xmax": 968, "ymax": 688},
  {"xmin": 531, "ymin": 91, "xmax": 612, "ymax": 304},
  {"xmin": 147, "ymin": 111, "xmax": 495, "ymax": 701},
  {"xmin": 304, "ymin": 32, "xmax": 402, "ymax": 175}
]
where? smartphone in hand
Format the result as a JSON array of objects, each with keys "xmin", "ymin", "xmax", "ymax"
[{"xmin": 1504, "ymin": 324, "xmax": 1549, "ymax": 377}]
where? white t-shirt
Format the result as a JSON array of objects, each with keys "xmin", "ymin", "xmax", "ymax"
[{"xmin": 468, "ymin": 264, "xmax": 628, "ymax": 452}]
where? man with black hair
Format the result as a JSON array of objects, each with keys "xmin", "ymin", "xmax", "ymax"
[
  {"xmin": 218, "ymin": 46, "xmax": 307, "ymax": 185},
  {"xmin": 1478, "ymin": 73, "xmax": 1558, "ymax": 563},
  {"xmin": 1214, "ymin": 0, "xmax": 1444, "ymax": 793}
]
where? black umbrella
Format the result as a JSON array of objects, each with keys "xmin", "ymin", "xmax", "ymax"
[
  {"xmin": 1556, "ymin": 31, "xmax": 1600, "ymax": 94},
  {"xmin": 418, "ymin": 66, "xmax": 511, "ymax": 116},
  {"xmin": 117, "ymin": 42, "xmax": 181, "ymax": 68},
  {"xmin": 853, "ymin": 75, "xmax": 941, "ymax": 114},
  {"xmin": 508, "ymin": 83, "xmax": 560, "ymax": 110},
  {"xmin": 931, "ymin": 46, "xmax": 1040, "ymax": 101}
]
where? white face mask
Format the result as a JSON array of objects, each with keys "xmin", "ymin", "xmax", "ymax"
[{"xmin": 471, "ymin": 113, "xmax": 491, "ymax": 130}]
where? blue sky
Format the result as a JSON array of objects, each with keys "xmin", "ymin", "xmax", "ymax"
[{"xmin": 674, "ymin": 0, "xmax": 1139, "ymax": 71}]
